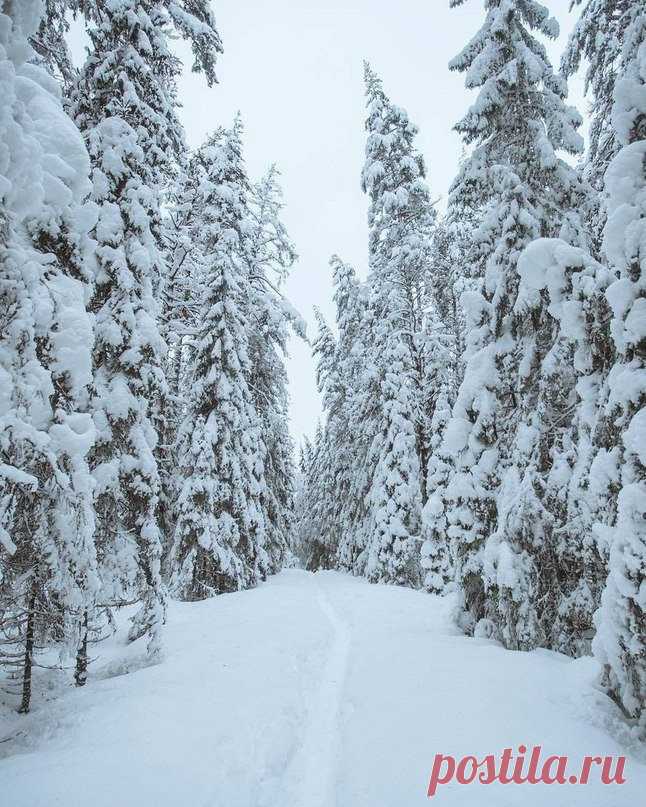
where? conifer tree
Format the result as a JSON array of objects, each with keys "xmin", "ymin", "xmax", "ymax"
[
  {"xmin": 298, "ymin": 258, "xmax": 372, "ymax": 576},
  {"xmin": 359, "ymin": 64, "xmax": 436, "ymax": 585},
  {"xmin": 244, "ymin": 167, "xmax": 301, "ymax": 573},
  {"xmin": 444, "ymin": 0, "xmax": 587, "ymax": 642},
  {"xmin": 562, "ymin": 0, "xmax": 635, "ymax": 252},
  {"xmin": 420, "ymin": 387, "xmax": 454, "ymax": 594},
  {"xmin": 591, "ymin": 8, "xmax": 646, "ymax": 735},
  {"xmin": 514, "ymin": 239, "xmax": 613, "ymax": 654},
  {"xmin": 161, "ymin": 150, "xmax": 214, "ymax": 572},
  {"xmin": 297, "ymin": 429, "xmax": 339, "ymax": 571},
  {"xmin": 429, "ymin": 203, "xmax": 478, "ymax": 399},
  {"xmin": 504, "ymin": 5, "xmax": 644, "ymax": 660},
  {"xmin": 302, "ymin": 313, "xmax": 344, "ymax": 570},
  {"xmin": 364, "ymin": 290, "xmax": 423, "ymax": 585},
  {"xmin": 170, "ymin": 126, "xmax": 268, "ymax": 598},
  {"xmin": 293, "ymin": 436, "xmax": 314, "ymax": 566},
  {"xmin": 1, "ymin": 0, "xmax": 98, "ymax": 709},
  {"xmin": 329, "ymin": 257, "xmax": 370, "ymax": 573},
  {"xmin": 168, "ymin": 133, "xmax": 301, "ymax": 582},
  {"xmin": 296, "ymin": 260, "xmax": 370, "ymax": 575},
  {"xmin": 70, "ymin": 0, "xmax": 221, "ymax": 652},
  {"xmin": 170, "ymin": 256, "xmax": 268, "ymax": 597},
  {"xmin": 419, "ymin": 198, "xmax": 479, "ymax": 597}
]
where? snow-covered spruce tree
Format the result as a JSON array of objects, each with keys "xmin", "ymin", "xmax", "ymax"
[
  {"xmin": 364, "ymin": 295, "xmax": 422, "ymax": 586},
  {"xmin": 563, "ymin": 0, "xmax": 635, "ymax": 254},
  {"xmin": 70, "ymin": 0, "xmax": 221, "ymax": 652},
  {"xmin": 521, "ymin": 0, "xmax": 639, "ymax": 656},
  {"xmin": 329, "ymin": 257, "xmax": 371, "ymax": 574},
  {"xmin": 0, "ymin": 0, "xmax": 99, "ymax": 709},
  {"xmin": 298, "ymin": 312, "xmax": 344, "ymax": 570},
  {"xmin": 169, "ymin": 125, "xmax": 269, "ymax": 599},
  {"xmin": 300, "ymin": 257, "xmax": 371, "ymax": 576},
  {"xmin": 555, "ymin": 0, "xmax": 637, "ymax": 651},
  {"xmin": 161, "ymin": 154, "xmax": 216, "ymax": 578},
  {"xmin": 292, "ymin": 436, "xmax": 314, "ymax": 566},
  {"xmin": 420, "ymin": 386, "xmax": 454, "ymax": 594},
  {"xmin": 592, "ymin": 9, "xmax": 646, "ymax": 736},
  {"xmin": 427, "ymin": 208, "xmax": 474, "ymax": 401},
  {"xmin": 244, "ymin": 166, "xmax": 301, "ymax": 573},
  {"xmin": 448, "ymin": 0, "xmax": 586, "ymax": 241},
  {"xmin": 550, "ymin": 7, "xmax": 637, "ymax": 639},
  {"xmin": 160, "ymin": 145, "xmax": 219, "ymax": 574},
  {"xmin": 297, "ymin": 427, "xmax": 339, "ymax": 572},
  {"xmin": 444, "ymin": 0, "xmax": 587, "ymax": 644},
  {"xmin": 295, "ymin": 259, "xmax": 370, "ymax": 575},
  {"xmin": 166, "ymin": 143, "xmax": 300, "ymax": 579},
  {"xmin": 512, "ymin": 239, "xmax": 614, "ymax": 656},
  {"xmin": 359, "ymin": 64, "xmax": 436, "ymax": 585},
  {"xmin": 419, "ymin": 198, "xmax": 480, "ymax": 596},
  {"xmin": 443, "ymin": 173, "xmax": 543, "ymax": 640},
  {"xmin": 170, "ymin": 259, "xmax": 268, "ymax": 597}
]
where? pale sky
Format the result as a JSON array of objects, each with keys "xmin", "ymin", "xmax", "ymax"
[{"xmin": 73, "ymin": 1, "xmax": 589, "ymax": 447}]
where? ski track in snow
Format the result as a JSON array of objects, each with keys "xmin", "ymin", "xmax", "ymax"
[{"xmin": 286, "ymin": 583, "xmax": 351, "ymax": 807}]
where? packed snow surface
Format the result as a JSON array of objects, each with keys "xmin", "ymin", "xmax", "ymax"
[{"xmin": 1, "ymin": 570, "xmax": 644, "ymax": 806}]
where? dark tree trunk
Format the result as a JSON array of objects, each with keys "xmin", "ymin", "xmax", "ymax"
[
  {"xmin": 18, "ymin": 581, "xmax": 37, "ymax": 714},
  {"xmin": 74, "ymin": 610, "xmax": 89, "ymax": 687}
]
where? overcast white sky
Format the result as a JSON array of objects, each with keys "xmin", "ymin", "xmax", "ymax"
[{"xmin": 79, "ymin": 1, "xmax": 590, "ymax": 447}]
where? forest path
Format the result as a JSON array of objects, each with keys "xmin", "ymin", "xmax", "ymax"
[
  {"xmin": 1, "ymin": 570, "xmax": 644, "ymax": 807},
  {"xmin": 284, "ymin": 584, "xmax": 351, "ymax": 806}
]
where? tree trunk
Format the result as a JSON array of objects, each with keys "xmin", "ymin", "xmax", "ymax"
[
  {"xmin": 18, "ymin": 580, "xmax": 37, "ymax": 714},
  {"xmin": 74, "ymin": 610, "xmax": 89, "ymax": 687}
]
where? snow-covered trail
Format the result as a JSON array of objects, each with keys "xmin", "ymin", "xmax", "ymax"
[
  {"xmin": 1, "ymin": 570, "xmax": 644, "ymax": 806},
  {"xmin": 284, "ymin": 585, "xmax": 351, "ymax": 806}
]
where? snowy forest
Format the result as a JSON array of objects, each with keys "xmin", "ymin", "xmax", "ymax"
[
  {"xmin": 1, "ymin": 0, "xmax": 304, "ymax": 711},
  {"xmin": 1, "ymin": 0, "xmax": 645, "ymax": 800},
  {"xmin": 297, "ymin": 1, "xmax": 646, "ymax": 740}
]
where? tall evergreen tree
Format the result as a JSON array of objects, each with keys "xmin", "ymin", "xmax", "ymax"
[
  {"xmin": 244, "ymin": 167, "xmax": 301, "ymax": 573},
  {"xmin": 592, "ymin": 8, "xmax": 646, "ymax": 736},
  {"xmin": 70, "ymin": 0, "xmax": 221, "ymax": 652},
  {"xmin": 358, "ymin": 64, "xmax": 436, "ymax": 585},
  {"xmin": 443, "ymin": 0, "xmax": 587, "ymax": 644},
  {"xmin": 170, "ymin": 126, "xmax": 268, "ymax": 599},
  {"xmin": 419, "ymin": 198, "xmax": 479, "ymax": 597},
  {"xmin": 329, "ymin": 257, "xmax": 370, "ymax": 574},
  {"xmin": 0, "ymin": 0, "xmax": 98, "ymax": 710},
  {"xmin": 301, "ymin": 312, "xmax": 344, "ymax": 570},
  {"xmin": 427, "ymin": 208, "xmax": 474, "ymax": 401},
  {"xmin": 299, "ymin": 258, "xmax": 371, "ymax": 576},
  {"xmin": 562, "ymin": 0, "xmax": 635, "ymax": 253},
  {"xmin": 161, "ymin": 146, "xmax": 214, "ymax": 574},
  {"xmin": 420, "ymin": 386, "xmax": 454, "ymax": 594},
  {"xmin": 167, "ymin": 133, "xmax": 300, "ymax": 586},
  {"xmin": 513, "ymin": 238, "xmax": 613, "ymax": 655}
]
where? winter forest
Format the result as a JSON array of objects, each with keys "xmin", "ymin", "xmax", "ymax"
[{"xmin": 1, "ymin": 0, "xmax": 646, "ymax": 803}]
